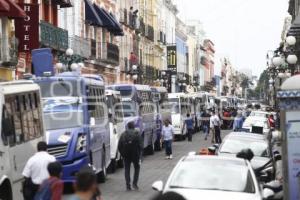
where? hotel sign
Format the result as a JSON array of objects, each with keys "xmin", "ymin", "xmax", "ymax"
[
  {"xmin": 167, "ymin": 45, "xmax": 177, "ymax": 73},
  {"xmin": 15, "ymin": 3, "xmax": 39, "ymax": 53}
]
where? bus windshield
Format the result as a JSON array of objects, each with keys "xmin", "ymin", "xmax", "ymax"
[
  {"xmin": 43, "ymin": 97, "xmax": 84, "ymax": 130},
  {"xmin": 169, "ymin": 98, "xmax": 180, "ymax": 114},
  {"xmin": 122, "ymin": 102, "xmax": 137, "ymax": 117},
  {"xmin": 38, "ymin": 80, "xmax": 80, "ymax": 97}
]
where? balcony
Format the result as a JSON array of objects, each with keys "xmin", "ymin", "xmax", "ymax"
[
  {"xmin": 97, "ymin": 42, "xmax": 119, "ymax": 65},
  {"xmin": 0, "ymin": 36, "xmax": 18, "ymax": 67},
  {"xmin": 40, "ymin": 21, "xmax": 68, "ymax": 51},
  {"xmin": 120, "ymin": 8, "xmax": 128, "ymax": 25},
  {"xmin": 139, "ymin": 18, "xmax": 145, "ymax": 36},
  {"xmin": 69, "ymin": 36, "xmax": 91, "ymax": 58}
]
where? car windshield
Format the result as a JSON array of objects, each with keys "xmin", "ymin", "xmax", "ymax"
[
  {"xmin": 43, "ymin": 97, "xmax": 83, "ymax": 130},
  {"xmin": 38, "ymin": 80, "xmax": 80, "ymax": 97},
  {"xmin": 220, "ymin": 138, "xmax": 269, "ymax": 157},
  {"xmin": 169, "ymin": 158, "xmax": 255, "ymax": 193},
  {"xmin": 122, "ymin": 102, "xmax": 137, "ymax": 117}
]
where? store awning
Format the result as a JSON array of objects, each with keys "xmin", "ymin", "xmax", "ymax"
[
  {"xmin": 108, "ymin": 12, "xmax": 124, "ymax": 36},
  {"xmin": 93, "ymin": 4, "xmax": 123, "ymax": 35},
  {"xmin": 84, "ymin": 0, "xmax": 103, "ymax": 26},
  {"xmin": 0, "ymin": 0, "xmax": 26, "ymax": 18},
  {"xmin": 0, "ymin": 0, "xmax": 10, "ymax": 12}
]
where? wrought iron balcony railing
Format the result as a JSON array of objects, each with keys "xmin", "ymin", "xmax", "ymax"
[
  {"xmin": 40, "ymin": 20, "xmax": 68, "ymax": 51},
  {"xmin": 69, "ymin": 36, "xmax": 91, "ymax": 58},
  {"xmin": 96, "ymin": 42, "xmax": 119, "ymax": 65},
  {"xmin": 0, "ymin": 36, "xmax": 18, "ymax": 66}
]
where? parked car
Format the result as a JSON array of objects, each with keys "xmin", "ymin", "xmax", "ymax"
[
  {"xmin": 217, "ymin": 132, "xmax": 274, "ymax": 179},
  {"xmin": 152, "ymin": 155, "xmax": 268, "ymax": 200},
  {"xmin": 242, "ymin": 111, "xmax": 270, "ymax": 134}
]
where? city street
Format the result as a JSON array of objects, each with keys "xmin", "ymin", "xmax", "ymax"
[{"xmin": 64, "ymin": 130, "xmax": 230, "ymax": 200}]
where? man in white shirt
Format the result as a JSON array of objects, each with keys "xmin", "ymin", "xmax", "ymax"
[
  {"xmin": 22, "ymin": 141, "xmax": 56, "ymax": 200},
  {"xmin": 162, "ymin": 120, "xmax": 175, "ymax": 159},
  {"xmin": 211, "ymin": 111, "xmax": 222, "ymax": 144},
  {"xmin": 209, "ymin": 112, "xmax": 215, "ymax": 143}
]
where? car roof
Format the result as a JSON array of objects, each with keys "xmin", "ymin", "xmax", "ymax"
[
  {"xmin": 225, "ymin": 132, "xmax": 267, "ymax": 141},
  {"xmin": 182, "ymin": 155, "xmax": 247, "ymax": 165}
]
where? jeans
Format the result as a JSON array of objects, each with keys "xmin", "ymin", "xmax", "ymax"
[
  {"xmin": 187, "ymin": 128, "xmax": 193, "ymax": 141},
  {"xmin": 124, "ymin": 158, "xmax": 140, "ymax": 188},
  {"xmin": 203, "ymin": 124, "xmax": 209, "ymax": 138},
  {"xmin": 164, "ymin": 140, "xmax": 172, "ymax": 156},
  {"xmin": 214, "ymin": 126, "xmax": 222, "ymax": 144}
]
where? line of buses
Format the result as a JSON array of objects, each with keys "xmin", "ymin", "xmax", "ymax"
[{"xmin": 0, "ymin": 71, "xmax": 245, "ymax": 200}]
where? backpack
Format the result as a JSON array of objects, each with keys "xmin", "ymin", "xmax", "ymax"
[
  {"xmin": 34, "ymin": 179, "xmax": 57, "ymax": 200},
  {"xmin": 121, "ymin": 131, "xmax": 139, "ymax": 158}
]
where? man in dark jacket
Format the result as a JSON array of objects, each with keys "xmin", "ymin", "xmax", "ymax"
[{"xmin": 118, "ymin": 121, "xmax": 143, "ymax": 191}]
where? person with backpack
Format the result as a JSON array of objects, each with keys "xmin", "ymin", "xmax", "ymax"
[
  {"xmin": 118, "ymin": 121, "xmax": 143, "ymax": 191},
  {"xmin": 182, "ymin": 113, "xmax": 194, "ymax": 142},
  {"xmin": 34, "ymin": 162, "xmax": 63, "ymax": 200},
  {"xmin": 22, "ymin": 141, "xmax": 56, "ymax": 200}
]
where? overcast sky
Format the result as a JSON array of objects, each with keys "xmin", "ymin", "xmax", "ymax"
[{"xmin": 173, "ymin": 0, "xmax": 289, "ymax": 76}]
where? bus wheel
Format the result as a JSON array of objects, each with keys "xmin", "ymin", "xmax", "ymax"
[
  {"xmin": 0, "ymin": 180, "xmax": 12, "ymax": 200},
  {"xmin": 98, "ymin": 147, "xmax": 107, "ymax": 183}
]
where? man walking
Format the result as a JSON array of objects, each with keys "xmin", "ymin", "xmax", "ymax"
[
  {"xmin": 162, "ymin": 120, "xmax": 175, "ymax": 159},
  {"xmin": 183, "ymin": 113, "xmax": 194, "ymax": 142},
  {"xmin": 118, "ymin": 122, "xmax": 143, "ymax": 191},
  {"xmin": 201, "ymin": 110, "xmax": 210, "ymax": 140},
  {"xmin": 211, "ymin": 111, "xmax": 222, "ymax": 144},
  {"xmin": 22, "ymin": 141, "xmax": 56, "ymax": 200}
]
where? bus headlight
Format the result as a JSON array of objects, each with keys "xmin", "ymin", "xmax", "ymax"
[{"xmin": 76, "ymin": 133, "xmax": 87, "ymax": 153}]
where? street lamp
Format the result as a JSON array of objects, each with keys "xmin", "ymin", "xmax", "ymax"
[
  {"xmin": 55, "ymin": 62, "xmax": 64, "ymax": 70},
  {"xmin": 272, "ymin": 56, "xmax": 283, "ymax": 67},
  {"xmin": 286, "ymin": 36, "xmax": 297, "ymax": 46},
  {"xmin": 132, "ymin": 65, "xmax": 138, "ymax": 71},
  {"xmin": 126, "ymin": 74, "xmax": 131, "ymax": 79},
  {"xmin": 132, "ymin": 74, "xmax": 138, "ymax": 80},
  {"xmin": 66, "ymin": 48, "xmax": 74, "ymax": 56},
  {"xmin": 287, "ymin": 54, "xmax": 298, "ymax": 65},
  {"xmin": 278, "ymin": 72, "xmax": 285, "ymax": 79}
]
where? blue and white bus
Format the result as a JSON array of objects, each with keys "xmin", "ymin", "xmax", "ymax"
[
  {"xmin": 108, "ymin": 84, "xmax": 156, "ymax": 155},
  {"xmin": 151, "ymin": 87, "xmax": 171, "ymax": 150},
  {"xmin": 35, "ymin": 72, "xmax": 110, "ymax": 183}
]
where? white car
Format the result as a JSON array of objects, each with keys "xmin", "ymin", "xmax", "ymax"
[
  {"xmin": 152, "ymin": 155, "xmax": 270, "ymax": 200},
  {"xmin": 242, "ymin": 111, "xmax": 270, "ymax": 134}
]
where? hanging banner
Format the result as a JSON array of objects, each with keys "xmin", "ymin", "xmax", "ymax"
[
  {"xmin": 15, "ymin": 3, "xmax": 39, "ymax": 53},
  {"xmin": 167, "ymin": 45, "xmax": 177, "ymax": 73}
]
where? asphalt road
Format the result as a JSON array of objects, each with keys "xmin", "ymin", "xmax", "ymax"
[{"xmin": 64, "ymin": 130, "xmax": 231, "ymax": 200}]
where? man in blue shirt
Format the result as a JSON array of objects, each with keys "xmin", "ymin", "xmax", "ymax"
[{"xmin": 183, "ymin": 113, "xmax": 194, "ymax": 142}]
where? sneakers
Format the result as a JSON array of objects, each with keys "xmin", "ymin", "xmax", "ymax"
[
  {"xmin": 126, "ymin": 186, "xmax": 132, "ymax": 191},
  {"xmin": 169, "ymin": 155, "xmax": 173, "ymax": 159},
  {"xmin": 165, "ymin": 156, "xmax": 170, "ymax": 159}
]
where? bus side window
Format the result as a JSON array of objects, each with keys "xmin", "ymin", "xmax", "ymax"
[{"xmin": 1, "ymin": 103, "xmax": 16, "ymax": 146}]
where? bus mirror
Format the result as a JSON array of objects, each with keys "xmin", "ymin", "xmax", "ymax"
[{"xmin": 90, "ymin": 117, "xmax": 96, "ymax": 126}]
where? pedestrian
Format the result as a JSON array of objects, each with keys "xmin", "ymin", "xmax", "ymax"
[
  {"xmin": 69, "ymin": 167, "xmax": 101, "ymax": 200},
  {"xmin": 209, "ymin": 111, "xmax": 215, "ymax": 143},
  {"xmin": 22, "ymin": 141, "xmax": 56, "ymax": 200},
  {"xmin": 162, "ymin": 119, "xmax": 175, "ymax": 160},
  {"xmin": 211, "ymin": 110, "xmax": 222, "ymax": 144},
  {"xmin": 268, "ymin": 114, "xmax": 276, "ymax": 131},
  {"xmin": 233, "ymin": 111, "xmax": 244, "ymax": 132},
  {"xmin": 34, "ymin": 161, "xmax": 63, "ymax": 200},
  {"xmin": 201, "ymin": 110, "xmax": 210, "ymax": 140},
  {"xmin": 118, "ymin": 121, "xmax": 143, "ymax": 191},
  {"xmin": 182, "ymin": 113, "xmax": 194, "ymax": 141}
]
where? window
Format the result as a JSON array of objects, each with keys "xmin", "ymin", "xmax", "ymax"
[
  {"xmin": 2, "ymin": 91, "xmax": 43, "ymax": 146},
  {"xmin": 87, "ymin": 86, "xmax": 107, "ymax": 122}
]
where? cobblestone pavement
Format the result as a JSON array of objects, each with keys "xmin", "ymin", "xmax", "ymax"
[{"xmin": 64, "ymin": 130, "xmax": 231, "ymax": 200}]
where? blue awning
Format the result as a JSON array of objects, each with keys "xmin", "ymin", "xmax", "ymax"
[
  {"xmin": 93, "ymin": 4, "xmax": 123, "ymax": 36},
  {"xmin": 84, "ymin": 0, "xmax": 103, "ymax": 26}
]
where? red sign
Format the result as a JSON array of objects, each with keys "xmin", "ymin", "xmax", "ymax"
[{"xmin": 15, "ymin": 3, "xmax": 39, "ymax": 53}]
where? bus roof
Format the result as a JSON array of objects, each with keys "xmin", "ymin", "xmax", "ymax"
[
  {"xmin": 0, "ymin": 80, "xmax": 40, "ymax": 95},
  {"xmin": 35, "ymin": 72, "xmax": 105, "ymax": 86},
  {"xmin": 109, "ymin": 84, "xmax": 151, "ymax": 92},
  {"xmin": 168, "ymin": 92, "xmax": 185, "ymax": 98},
  {"xmin": 153, "ymin": 86, "xmax": 168, "ymax": 93}
]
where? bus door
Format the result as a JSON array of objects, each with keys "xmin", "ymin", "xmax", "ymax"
[
  {"xmin": 87, "ymin": 85, "xmax": 109, "ymax": 171},
  {"xmin": 2, "ymin": 92, "xmax": 43, "ymax": 183}
]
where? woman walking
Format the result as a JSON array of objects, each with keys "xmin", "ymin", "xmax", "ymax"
[{"xmin": 162, "ymin": 120, "xmax": 175, "ymax": 159}]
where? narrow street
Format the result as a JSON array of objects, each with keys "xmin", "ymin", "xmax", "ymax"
[{"xmin": 65, "ymin": 130, "xmax": 230, "ymax": 200}]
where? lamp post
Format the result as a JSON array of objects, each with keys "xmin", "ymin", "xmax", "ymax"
[
  {"xmin": 126, "ymin": 64, "xmax": 142, "ymax": 84},
  {"xmin": 56, "ymin": 48, "xmax": 84, "ymax": 73}
]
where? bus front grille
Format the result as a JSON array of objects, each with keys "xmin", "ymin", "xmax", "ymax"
[{"xmin": 48, "ymin": 144, "xmax": 68, "ymax": 158}]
